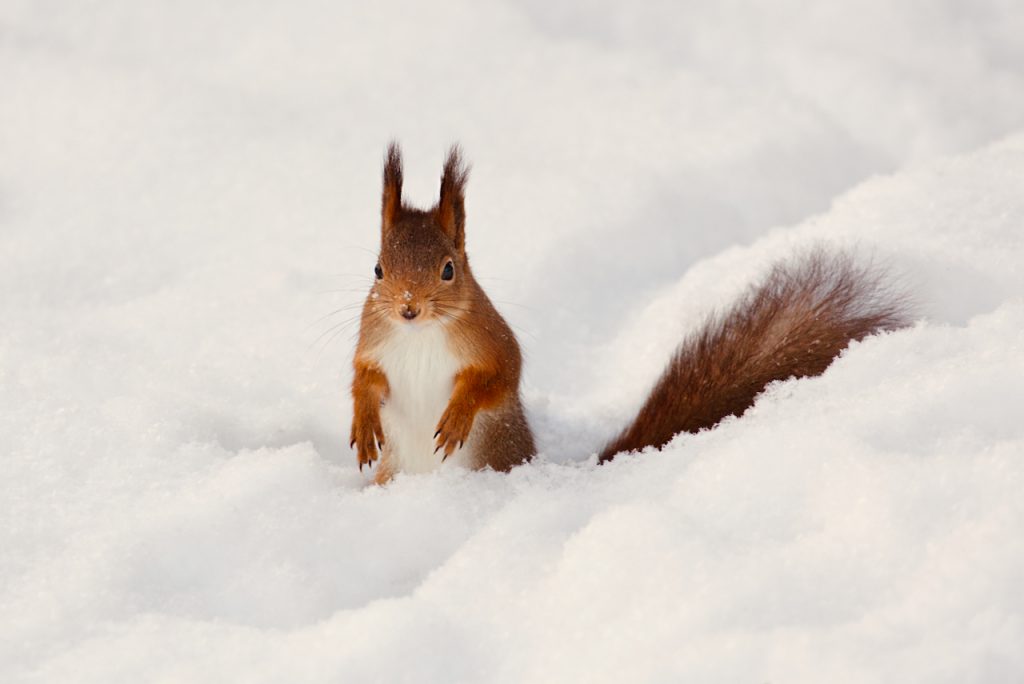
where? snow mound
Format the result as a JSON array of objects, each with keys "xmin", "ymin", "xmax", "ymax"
[{"xmin": 2, "ymin": 2, "xmax": 1024, "ymax": 681}]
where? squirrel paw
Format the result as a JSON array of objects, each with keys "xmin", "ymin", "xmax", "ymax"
[
  {"xmin": 350, "ymin": 412, "xmax": 384, "ymax": 471},
  {"xmin": 434, "ymin": 405, "xmax": 474, "ymax": 460}
]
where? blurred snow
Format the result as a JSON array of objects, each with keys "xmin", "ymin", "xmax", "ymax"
[{"xmin": 1, "ymin": 1, "xmax": 1023, "ymax": 681}]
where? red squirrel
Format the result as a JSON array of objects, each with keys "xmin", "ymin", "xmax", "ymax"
[{"xmin": 350, "ymin": 144, "xmax": 909, "ymax": 484}]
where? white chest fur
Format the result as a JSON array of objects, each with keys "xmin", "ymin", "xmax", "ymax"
[{"xmin": 372, "ymin": 322, "xmax": 471, "ymax": 473}]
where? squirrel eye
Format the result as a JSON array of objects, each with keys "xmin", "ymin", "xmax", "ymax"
[
  {"xmin": 441, "ymin": 260, "xmax": 454, "ymax": 281},
  {"xmin": 374, "ymin": 263, "xmax": 383, "ymax": 280}
]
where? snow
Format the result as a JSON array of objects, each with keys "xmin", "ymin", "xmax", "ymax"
[{"xmin": 2, "ymin": 1, "xmax": 1024, "ymax": 681}]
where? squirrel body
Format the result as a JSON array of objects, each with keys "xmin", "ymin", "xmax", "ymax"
[
  {"xmin": 350, "ymin": 144, "xmax": 909, "ymax": 484},
  {"xmin": 350, "ymin": 145, "xmax": 534, "ymax": 484}
]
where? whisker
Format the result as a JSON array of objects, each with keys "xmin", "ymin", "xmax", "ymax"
[
  {"xmin": 318, "ymin": 288, "xmax": 373, "ymax": 295},
  {"xmin": 337, "ymin": 244, "xmax": 381, "ymax": 259},
  {"xmin": 434, "ymin": 303, "xmax": 538, "ymax": 342},
  {"xmin": 489, "ymin": 299, "xmax": 536, "ymax": 312},
  {"xmin": 307, "ymin": 318, "xmax": 360, "ymax": 354},
  {"xmin": 325, "ymin": 272, "xmax": 374, "ymax": 280},
  {"xmin": 307, "ymin": 307, "xmax": 389, "ymax": 360},
  {"xmin": 305, "ymin": 304, "xmax": 367, "ymax": 330}
]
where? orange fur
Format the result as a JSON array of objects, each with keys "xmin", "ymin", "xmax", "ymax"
[
  {"xmin": 435, "ymin": 364, "xmax": 508, "ymax": 458},
  {"xmin": 436, "ymin": 145, "xmax": 469, "ymax": 249},
  {"xmin": 598, "ymin": 250, "xmax": 910, "ymax": 462},
  {"xmin": 350, "ymin": 144, "xmax": 910, "ymax": 482},
  {"xmin": 381, "ymin": 143, "xmax": 403, "ymax": 231},
  {"xmin": 351, "ymin": 144, "xmax": 534, "ymax": 482},
  {"xmin": 349, "ymin": 361, "xmax": 388, "ymax": 470}
]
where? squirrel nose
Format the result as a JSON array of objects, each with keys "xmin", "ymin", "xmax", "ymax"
[{"xmin": 400, "ymin": 305, "xmax": 419, "ymax": 320}]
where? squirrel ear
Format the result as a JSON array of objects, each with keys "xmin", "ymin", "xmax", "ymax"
[
  {"xmin": 436, "ymin": 144, "xmax": 469, "ymax": 250},
  {"xmin": 382, "ymin": 142, "xmax": 403, "ymax": 232}
]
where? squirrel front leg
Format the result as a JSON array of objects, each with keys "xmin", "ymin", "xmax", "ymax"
[
  {"xmin": 350, "ymin": 361, "xmax": 389, "ymax": 470},
  {"xmin": 434, "ymin": 366, "xmax": 505, "ymax": 459}
]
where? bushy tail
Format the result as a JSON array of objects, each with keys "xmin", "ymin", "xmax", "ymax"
[{"xmin": 598, "ymin": 250, "xmax": 911, "ymax": 463}]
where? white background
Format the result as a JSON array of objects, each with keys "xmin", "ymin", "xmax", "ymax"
[{"xmin": 2, "ymin": 2, "xmax": 1024, "ymax": 681}]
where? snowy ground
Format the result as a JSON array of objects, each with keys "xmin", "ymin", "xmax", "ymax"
[{"xmin": 2, "ymin": 2, "xmax": 1024, "ymax": 682}]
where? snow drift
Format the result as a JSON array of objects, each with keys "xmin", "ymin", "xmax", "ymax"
[{"xmin": 2, "ymin": 1, "xmax": 1023, "ymax": 682}]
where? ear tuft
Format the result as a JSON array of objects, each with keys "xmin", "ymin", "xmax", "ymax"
[
  {"xmin": 437, "ymin": 144, "xmax": 470, "ymax": 248},
  {"xmin": 382, "ymin": 142, "xmax": 403, "ymax": 231}
]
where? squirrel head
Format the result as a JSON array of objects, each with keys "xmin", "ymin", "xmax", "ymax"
[{"xmin": 370, "ymin": 143, "xmax": 474, "ymax": 325}]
